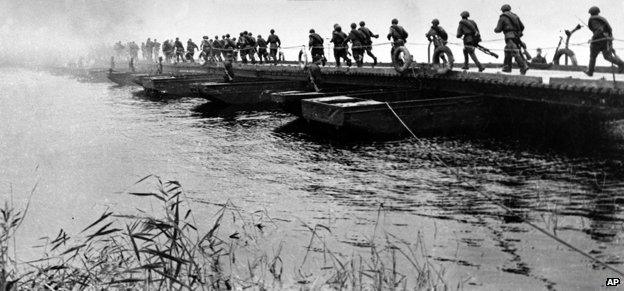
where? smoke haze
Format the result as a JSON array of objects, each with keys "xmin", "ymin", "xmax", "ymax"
[{"xmin": 1, "ymin": 0, "xmax": 623, "ymax": 66}]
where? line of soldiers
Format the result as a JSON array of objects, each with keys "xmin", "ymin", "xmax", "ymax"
[
  {"xmin": 151, "ymin": 30, "xmax": 284, "ymax": 65},
  {"xmin": 308, "ymin": 21, "xmax": 381, "ymax": 68},
  {"xmin": 433, "ymin": 4, "xmax": 623, "ymax": 76},
  {"xmin": 119, "ymin": 4, "xmax": 623, "ymax": 76}
]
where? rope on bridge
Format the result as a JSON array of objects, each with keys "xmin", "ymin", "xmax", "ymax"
[{"xmin": 383, "ymin": 101, "xmax": 624, "ymax": 278}]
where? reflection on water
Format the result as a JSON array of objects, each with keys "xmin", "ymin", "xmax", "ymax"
[{"xmin": 0, "ymin": 67, "xmax": 623, "ymax": 289}]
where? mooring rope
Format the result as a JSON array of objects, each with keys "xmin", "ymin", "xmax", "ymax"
[{"xmin": 383, "ymin": 101, "xmax": 624, "ymax": 277}]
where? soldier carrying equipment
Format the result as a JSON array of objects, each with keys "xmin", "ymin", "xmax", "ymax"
[
  {"xmin": 174, "ymin": 38, "xmax": 185, "ymax": 63},
  {"xmin": 358, "ymin": 21, "xmax": 379, "ymax": 66},
  {"xmin": 267, "ymin": 29, "xmax": 281, "ymax": 65},
  {"xmin": 584, "ymin": 6, "xmax": 624, "ymax": 76},
  {"xmin": 387, "ymin": 18, "xmax": 409, "ymax": 63},
  {"xmin": 345, "ymin": 23, "xmax": 368, "ymax": 67},
  {"xmin": 426, "ymin": 18, "xmax": 452, "ymax": 66},
  {"xmin": 308, "ymin": 29, "xmax": 326, "ymax": 66},
  {"xmin": 331, "ymin": 24, "xmax": 352, "ymax": 67},
  {"xmin": 186, "ymin": 39, "xmax": 198, "ymax": 62},
  {"xmin": 457, "ymin": 11, "xmax": 485, "ymax": 72},
  {"xmin": 494, "ymin": 4, "xmax": 529, "ymax": 75},
  {"xmin": 256, "ymin": 35, "xmax": 269, "ymax": 64}
]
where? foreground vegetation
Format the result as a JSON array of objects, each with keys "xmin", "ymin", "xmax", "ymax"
[{"xmin": 0, "ymin": 176, "xmax": 447, "ymax": 290}]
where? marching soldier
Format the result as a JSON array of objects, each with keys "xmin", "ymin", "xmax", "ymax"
[
  {"xmin": 358, "ymin": 21, "xmax": 379, "ymax": 66},
  {"xmin": 494, "ymin": 4, "xmax": 529, "ymax": 75},
  {"xmin": 309, "ymin": 29, "xmax": 326, "ymax": 66},
  {"xmin": 426, "ymin": 19, "xmax": 449, "ymax": 64},
  {"xmin": 257, "ymin": 34, "xmax": 269, "ymax": 64},
  {"xmin": 457, "ymin": 11, "xmax": 485, "ymax": 71},
  {"xmin": 246, "ymin": 32, "xmax": 258, "ymax": 64},
  {"xmin": 387, "ymin": 18, "xmax": 409, "ymax": 61},
  {"xmin": 212, "ymin": 36, "xmax": 223, "ymax": 61},
  {"xmin": 267, "ymin": 29, "xmax": 281, "ymax": 65},
  {"xmin": 186, "ymin": 38, "xmax": 198, "ymax": 62},
  {"xmin": 146, "ymin": 38, "xmax": 154, "ymax": 61},
  {"xmin": 345, "ymin": 23, "xmax": 367, "ymax": 67},
  {"xmin": 174, "ymin": 37, "xmax": 185, "ymax": 63},
  {"xmin": 200, "ymin": 36, "xmax": 212, "ymax": 63},
  {"xmin": 584, "ymin": 6, "xmax": 624, "ymax": 76},
  {"xmin": 331, "ymin": 24, "xmax": 352, "ymax": 67},
  {"xmin": 153, "ymin": 39, "xmax": 161, "ymax": 59}
]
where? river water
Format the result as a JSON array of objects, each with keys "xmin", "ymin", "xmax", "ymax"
[{"xmin": 0, "ymin": 67, "xmax": 623, "ymax": 289}]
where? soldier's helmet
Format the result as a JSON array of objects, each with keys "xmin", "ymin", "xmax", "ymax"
[
  {"xmin": 257, "ymin": 35, "xmax": 262, "ymax": 38},
  {"xmin": 431, "ymin": 19, "xmax": 440, "ymax": 25},
  {"xmin": 351, "ymin": 23, "xmax": 357, "ymax": 29},
  {"xmin": 270, "ymin": 29, "xmax": 275, "ymax": 33},
  {"xmin": 203, "ymin": 36, "xmax": 208, "ymax": 39},
  {"xmin": 215, "ymin": 35, "xmax": 219, "ymax": 39},
  {"xmin": 391, "ymin": 18, "xmax": 398, "ymax": 24},
  {"xmin": 335, "ymin": 26, "xmax": 342, "ymax": 32},
  {"xmin": 460, "ymin": 11, "xmax": 469, "ymax": 18},
  {"xmin": 225, "ymin": 34, "xmax": 230, "ymax": 38},
  {"xmin": 334, "ymin": 23, "xmax": 340, "ymax": 29},
  {"xmin": 310, "ymin": 29, "xmax": 315, "ymax": 33},
  {"xmin": 589, "ymin": 6, "xmax": 600, "ymax": 15},
  {"xmin": 359, "ymin": 21, "xmax": 365, "ymax": 26},
  {"xmin": 501, "ymin": 4, "xmax": 511, "ymax": 12}
]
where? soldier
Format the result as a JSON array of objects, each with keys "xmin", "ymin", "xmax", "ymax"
[
  {"xmin": 267, "ymin": 29, "xmax": 281, "ymax": 65},
  {"xmin": 129, "ymin": 41, "xmax": 140, "ymax": 61},
  {"xmin": 387, "ymin": 18, "xmax": 409, "ymax": 61},
  {"xmin": 237, "ymin": 32, "xmax": 249, "ymax": 63},
  {"xmin": 141, "ymin": 42, "xmax": 147, "ymax": 60},
  {"xmin": 531, "ymin": 48, "xmax": 547, "ymax": 64},
  {"xmin": 345, "ymin": 23, "xmax": 367, "ymax": 67},
  {"xmin": 162, "ymin": 40, "xmax": 171, "ymax": 62},
  {"xmin": 358, "ymin": 21, "xmax": 379, "ymax": 66},
  {"xmin": 114, "ymin": 41, "xmax": 125, "ymax": 61},
  {"xmin": 200, "ymin": 36, "xmax": 212, "ymax": 63},
  {"xmin": 584, "ymin": 6, "xmax": 624, "ymax": 76},
  {"xmin": 186, "ymin": 38, "xmax": 198, "ymax": 62},
  {"xmin": 257, "ymin": 34, "xmax": 269, "ymax": 64},
  {"xmin": 426, "ymin": 19, "xmax": 450, "ymax": 65},
  {"xmin": 494, "ymin": 4, "xmax": 529, "ymax": 75},
  {"xmin": 223, "ymin": 34, "xmax": 237, "ymax": 61},
  {"xmin": 331, "ymin": 24, "xmax": 352, "ymax": 67},
  {"xmin": 153, "ymin": 39, "xmax": 161, "ymax": 59},
  {"xmin": 211, "ymin": 36, "xmax": 223, "ymax": 62},
  {"xmin": 146, "ymin": 38, "xmax": 154, "ymax": 61},
  {"xmin": 457, "ymin": 11, "xmax": 485, "ymax": 71},
  {"xmin": 309, "ymin": 29, "xmax": 326, "ymax": 66},
  {"xmin": 246, "ymin": 32, "xmax": 257, "ymax": 64},
  {"xmin": 174, "ymin": 37, "xmax": 185, "ymax": 63}
]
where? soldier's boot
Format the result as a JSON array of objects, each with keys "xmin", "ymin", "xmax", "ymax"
[
  {"xmin": 462, "ymin": 50, "xmax": 470, "ymax": 70},
  {"xmin": 346, "ymin": 58, "xmax": 352, "ymax": 67},
  {"xmin": 514, "ymin": 51, "xmax": 529, "ymax": 75},
  {"xmin": 502, "ymin": 52, "xmax": 512, "ymax": 73},
  {"xmin": 604, "ymin": 50, "xmax": 624, "ymax": 73}
]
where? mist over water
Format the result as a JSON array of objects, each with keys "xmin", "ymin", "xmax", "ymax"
[{"xmin": 2, "ymin": 0, "xmax": 624, "ymax": 66}]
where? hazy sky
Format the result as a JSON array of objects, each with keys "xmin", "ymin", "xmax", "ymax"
[{"xmin": 1, "ymin": 0, "xmax": 623, "ymax": 65}]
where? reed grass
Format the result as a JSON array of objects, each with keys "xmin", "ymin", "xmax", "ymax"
[{"xmin": 0, "ymin": 175, "xmax": 447, "ymax": 290}]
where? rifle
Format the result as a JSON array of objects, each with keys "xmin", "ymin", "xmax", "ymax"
[{"xmin": 475, "ymin": 44, "xmax": 499, "ymax": 58}]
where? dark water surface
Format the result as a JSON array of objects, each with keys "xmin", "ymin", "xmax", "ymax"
[{"xmin": 1, "ymin": 68, "xmax": 623, "ymax": 289}]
